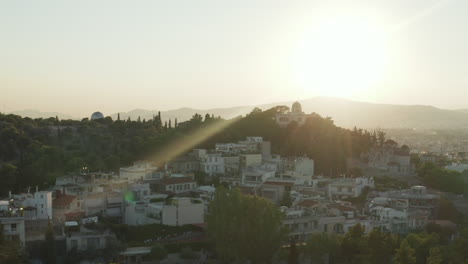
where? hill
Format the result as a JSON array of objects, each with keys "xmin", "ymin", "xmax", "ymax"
[
  {"xmin": 112, "ymin": 97, "xmax": 468, "ymax": 129},
  {"xmin": 0, "ymin": 107, "xmax": 375, "ymax": 195}
]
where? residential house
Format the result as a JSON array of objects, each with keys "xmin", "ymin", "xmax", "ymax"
[{"xmin": 160, "ymin": 177, "xmax": 197, "ymax": 194}]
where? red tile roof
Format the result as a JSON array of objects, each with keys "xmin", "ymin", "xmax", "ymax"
[
  {"xmin": 64, "ymin": 211, "xmax": 85, "ymax": 221},
  {"xmin": 161, "ymin": 177, "xmax": 195, "ymax": 185},
  {"xmin": 53, "ymin": 195, "xmax": 77, "ymax": 206}
]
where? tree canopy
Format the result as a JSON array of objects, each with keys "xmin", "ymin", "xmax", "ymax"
[{"xmin": 207, "ymin": 187, "xmax": 287, "ymax": 263}]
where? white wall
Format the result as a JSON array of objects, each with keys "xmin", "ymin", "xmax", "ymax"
[{"xmin": 162, "ymin": 198, "xmax": 204, "ymax": 226}]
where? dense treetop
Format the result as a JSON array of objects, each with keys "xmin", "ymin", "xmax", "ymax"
[{"xmin": 0, "ymin": 106, "xmax": 378, "ymax": 196}]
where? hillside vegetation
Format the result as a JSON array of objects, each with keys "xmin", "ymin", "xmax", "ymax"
[{"xmin": 0, "ymin": 106, "xmax": 378, "ymax": 196}]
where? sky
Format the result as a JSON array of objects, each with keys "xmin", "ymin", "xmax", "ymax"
[{"xmin": 1, "ymin": 0, "xmax": 467, "ymax": 117}]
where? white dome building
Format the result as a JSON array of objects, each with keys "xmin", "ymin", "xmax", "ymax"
[
  {"xmin": 91, "ymin": 111, "xmax": 104, "ymax": 120},
  {"xmin": 275, "ymin": 101, "xmax": 310, "ymax": 128},
  {"xmin": 291, "ymin": 101, "xmax": 303, "ymax": 113}
]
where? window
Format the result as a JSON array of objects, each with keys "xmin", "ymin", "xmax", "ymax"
[{"xmin": 11, "ymin": 224, "xmax": 17, "ymax": 232}]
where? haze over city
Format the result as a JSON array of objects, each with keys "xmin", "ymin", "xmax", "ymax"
[{"xmin": 2, "ymin": 0, "xmax": 468, "ymax": 117}]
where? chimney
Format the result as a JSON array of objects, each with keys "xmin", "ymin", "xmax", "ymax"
[
  {"xmin": 36, "ymin": 186, "xmax": 39, "ymax": 193},
  {"xmin": 8, "ymin": 191, "xmax": 11, "ymax": 199}
]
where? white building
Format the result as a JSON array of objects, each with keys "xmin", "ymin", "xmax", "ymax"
[
  {"xmin": 66, "ymin": 228, "xmax": 115, "ymax": 252},
  {"xmin": 129, "ymin": 183, "xmax": 151, "ymax": 201},
  {"xmin": 275, "ymin": 102, "xmax": 311, "ymax": 128},
  {"xmin": 242, "ymin": 166, "xmax": 276, "ymax": 184},
  {"xmin": 120, "ymin": 161, "xmax": 158, "ymax": 182},
  {"xmin": 0, "ymin": 202, "xmax": 26, "ymax": 245},
  {"xmin": 0, "ymin": 217, "xmax": 26, "ymax": 245},
  {"xmin": 124, "ymin": 198, "xmax": 205, "ymax": 226},
  {"xmin": 160, "ymin": 177, "xmax": 197, "ymax": 194},
  {"xmin": 327, "ymin": 177, "xmax": 374, "ymax": 199},
  {"xmin": 200, "ymin": 153, "xmax": 225, "ymax": 176},
  {"xmin": 281, "ymin": 156, "xmax": 315, "ymax": 184},
  {"xmin": 12, "ymin": 190, "xmax": 53, "ymax": 220},
  {"xmin": 83, "ymin": 191, "xmax": 123, "ymax": 217},
  {"xmin": 162, "ymin": 198, "xmax": 205, "ymax": 226},
  {"xmin": 239, "ymin": 153, "xmax": 262, "ymax": 168},
  {"xmin": 34, "ymin": 191, "xmax": 53, "ymax": 219}
]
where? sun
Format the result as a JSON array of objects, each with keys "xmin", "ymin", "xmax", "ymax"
[{"xmin": 294, "ymin": 14, "xmax": 388, "ymax": 98}]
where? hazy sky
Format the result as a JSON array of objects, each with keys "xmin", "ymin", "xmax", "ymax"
[{"xmin": 1, "ymin": 0, "xmax": 467, "ymax": 117}]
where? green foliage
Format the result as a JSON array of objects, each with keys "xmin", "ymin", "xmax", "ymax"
[
  {"xmin": 199, "ymin": 107, "xmax": 375, "ymax": 176},
  {"xmin": 417, "ymin": 162, "xmax": 467, "ymax": 194},
  {"xmin": 367, "ymin": 229, "xmax": 399, "ymax": 264},
  {"xmin": 207, "ymin": 187, "xmax": 287, "ymax": 264},
  {"xmin": 194, "ymin": 171, "xmax": 207, "ymax": 185},
  {"xmin": 109, "ymin": 223, "xmax": 199, "ymax": 245},
  {"xmin": 403, "ymin": 232, "xmax": 440, "ymax": 264},
  {"xmin": 374, "ymin": 176, "xmax": 409, "ymax": 191},
  {"xmin": 426, "ymin": 247, "xmax": 442, "ymax": 264},
  {"xmin": 151, "ymin": 244, "xmax": 168, "ymax": 261},
  {"xmin": 340, "ymin": 224, "xmax": 369, "ymax": 264},
  {"xmin": 395, "ymin": 240, "xmax": 416, "ymax": 264},
  {"xmin": 281, "ymin": 190, "xmax": 293, "ymax": 207},
  {"xmin": 454, "ymin": 228, "xmax": 468, "ymax": 262},
  {"xmin": 304, "ymin": 228, "xmax": 468, "ymax": 264},
  {"xmin": 0, "ymin": 163, "xmax": 17, "ymax": 196},
  {"xmin": 180, "ymin": 246, "xmax": 198, "ymax": 259},
  {"xmin": 437, "ymin": 197, "xmax": 461, "ymax": 223},
  {"xmin": 306, "ymin": 232, "xmax": 340, "ymax": 264}
]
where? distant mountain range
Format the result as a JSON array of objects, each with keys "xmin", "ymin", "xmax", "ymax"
[{"xmin": 8, "ymin": 97, "xmax": 468, "ymax": 129}]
